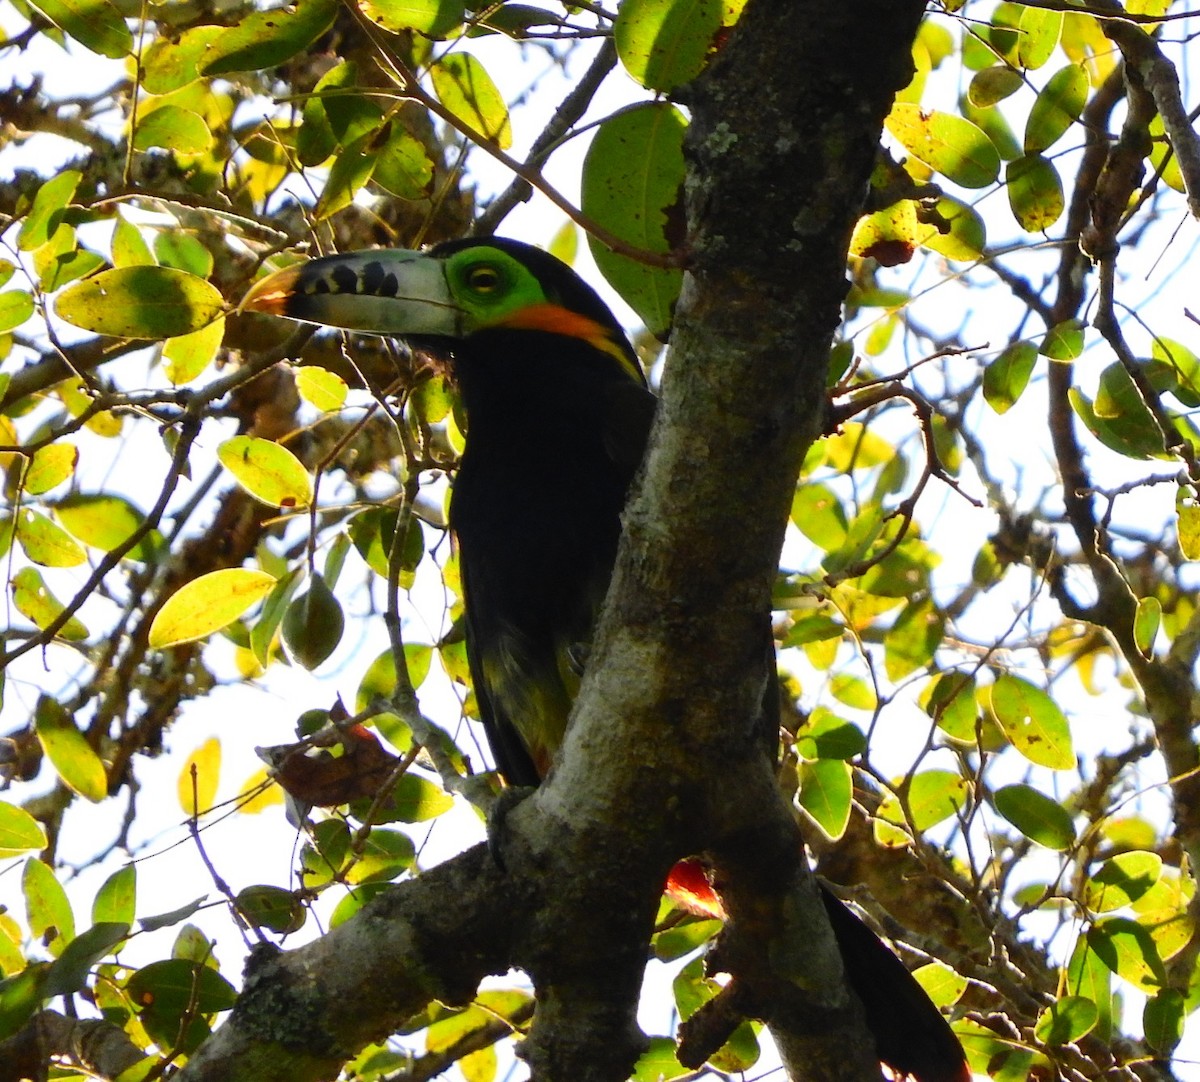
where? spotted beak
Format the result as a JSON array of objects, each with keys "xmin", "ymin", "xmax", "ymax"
[{"xmin": 239, "ymin": 250, "xmax": 463, "ymax": 337}]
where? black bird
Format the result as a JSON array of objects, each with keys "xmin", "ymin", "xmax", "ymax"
[{"xmin": 242, "ymin": 237, "xmax": 972, "ymax": 1082}]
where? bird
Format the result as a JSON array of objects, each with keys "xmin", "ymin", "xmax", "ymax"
[{"xmin": 241, "ymin": 236, "xmax": 972, "ymax": 1082}]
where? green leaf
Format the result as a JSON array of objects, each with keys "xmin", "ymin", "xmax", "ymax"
[
  {"xmin": 582, "ymin": 103, "xmax": 686, "ymax": 337},
  {"xmin": 164, "ymin": 317, "xmax": 225, "ymax": 385},
  {"xmin": 349, "ymin": 773, "xmax": 452, "ymax": 823},
  {"xmin": 282, "ymin": 573, "xmax": 345, "ymax": 670},
  {"xmin": 901, "ymin": 769, "xmax": 968, "ymax": 831},
  {"xmin": 885, "ymin": 104, "xmax": 1000, "ymax": 188},
  {"xmin": 1179, "ymin": 503, "xmax": 1200, "ymax": 559},
  {"xmin": 822, "ymin": 504, "xmax": 887, "ymax": 575},
  {"xmin": 988, "ymin": 673, "xmax": 1075, "ymax": 769},
  {"xmin": 56, "ymin": 493, "xmax": 154, "ymax": 559},
  {"xmin": 35, "ymin": 695, "xmax": 107, "ymax": 803},
  {"xmin": 127, "ymin": 958, "xmax": 237, "ymax": 1013},
  {"xmin": 1041, "ymin": 319, "xmax": 1085, "ymax": 361},
  {"xmin": 912, "ymin": 961, "xmax": 968, "ymax": 1007},
  {"xmin": 217, "ymin": 436, "xmax": 313, "ymax": 509},
  {"xmin": 201, "ymin": 0, "xmax": 339, "ymax": 75},
  {"xmin": 315, "ymin": 132, "xmax": 380, "ymax": 219},
  {"xmin": 359, "ymin": 0, "xmax": 464, "ymax": 38},
  {"xmin": 1066, "ymin": 935, "xmax": 1113, "ymax": 1041},
  {"xmin": 1085, "ymin": 851, "xmax": 1162, "ymax": 912},
  {"xmin": 924, "ymin": 672, "xmax": 978, "ymax": 743},
  {"xmin": 93, "ymin": 864, "xmax": 137, "ymax": 926},
  {"xmin": 968, "ymin": 66, "xmax": 1023, "ymax": 108},
  {"xmin": 11, "ymin": 567, "xmax": 89, "ymax": 640},
  {"xmin": 430, "ymin": 53, "xmax": 512, "ymax": 149},
  {"xmin": 153, "ymin": 232, "xmax": 213, "ymax": 277},
  {"xmin": 24, "ymin": 855, "xmax": 76, "ymax": 949},
  {"xmin": 796, "ymin": 757, "xmax": 852, "ymax": 840},
  {"xmin": 55, "ymin": 266, "xmax": 224, "ymax": 340},
  {"xmin": 250, "ymin": 568, "xmax": 302, "ymax": 665},
  {"xmin": 1134, "ymin": 596, "xmax": 1161, "ymax": 655},
  {"xmin": 348, "ymin": 507, "xmax": 425, "ymax": 586},
  {"xmin": 297, "ymin": 60, "xmax": 379, "ymax": 165},
  {"xmin": 1006, "ymin": 153, "xmax": 1064, "ymax": 232},
  {"xmin": 1151, "ymin": 337, "xmax": 1200, "ymax": 406},
  {"xmin": 236, "ymin": 885, "xmax": 306, "ymax": 934},
  {"xmin": 1087, "ymin": 916, "xmax": 1167, "ymax": 992},
  {"xmin": 984, "ymin": 341, "xmax": 1037, "ymax": 413},
  {"xmin": 133, "ymin": 106, "xmax": 212, "ymax": 153},
  {"xmin": 0, "ymin": 965, "xmax": 48, "ymax": 1041},
  {"xmin": 295, "ymin": 367, "xmax": 349, "ymax": 412},
  {"xmin": 148, "ymin": 568, "xmax": 277, "ymax": 648},
  {"xmin": 884, "ymin": 596, "xmax": 943, "ymax": 681},
  {"xmin": 34, "ymin": 225, "xmax": 107, "ymax": 293},
  {"xmin": 828, "ymin": 673, "xmax": 876, "ymax": 711},
  {"xmin": 371, "ymin": 125, "xmax": 435, "ymax": 200},
  {"xmin": 142, "ymin": 25, "xmax": 227, "ymax": 93},
  {"xmin": 1017, "ymin": 6, "xmax": 1063, "ymax": 70},
  {"xmin": 795, "ymin": 707, "xmax": 866, "ymax": 761},
  {"xmin": 1034, "ymin": 996, "xmax": 1097, "ymax": 1045},
  {"xmin": 615, "ymin": 0, "xmax": 722, "ymax": 92},
  {"xmin": 1147, "ymin": 112, "xmax": 1185, "ymax": 194},
  {"xmin": 913, "ymin": 195, "xmax": 986, "ymax": 261},
  {"xmin": 1095, "ymin": 362, "xmax": 1160, "ymax": 427},
  {"xmin": 994, "ymin": 783, "xmax": 1076, "ymax": 850},
  {"xmin": 301, "ymin": 819, "xmax": 352, "ymax": 888},
  {"xmin": 653, "ymin": 916, "xmax": 722, "ymax": 962},
  {"xmin": 26, "ymin": 0, "xmax": 132, "ymax": 57},
  {"xmin": 344, "ymin": 829, "xmax": 416, "ymax": 884},
  {"xmin": 111, "ymin": 215, "xmax": 156, "ymax": 267},
  {"xmin": 1024, "ymin": 64, "xmax": 1087, "ymax": 153},
  {"xmin": 17, "ymin": 170, "xmax": 82, "ymax": 252},
  {"xmin": 0, "ymin": 290, "xmax": 35, "ymax": 333},
  {"xmin": 791, "ymin": 482, "xmax": 848, "ymax": 550},
  {"xmin": 46, "ymin": 921, "xmax": 130, "ymax": 996},
  {"xmin": 632, "ymin": 1037, "xmax": 686, "ymax": 1081},
  {"xmin": 23, "ymin": 443, "xmax": 78, "ymax": 495},
  {"xmin": 15, "ymin": 507, "xmax": 85, "ymax": 567},
  {"xmin": 1070, "ymin": 388, "xmax": 1164, "ymax": 461},
  {"xmin": 961, "ymin": 93, "xmax": 1022, "ymax": 160},
  {"xmin": 1075, "ymin": 363, "xmax": 1170, "ymax": 460},
  {"xmin": 0, "ymin": 801, "xmax": 48, "ymax": 858},
  {"xmin": 139, "ymin": 897, "xmax": 207, "ymax": 933},
  {"xmin": 1143, "ymin": 989, "xmax": 1185, "ymax": 1053}
]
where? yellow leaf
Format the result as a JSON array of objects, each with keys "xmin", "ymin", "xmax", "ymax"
[
  {"xmin": 218, "ymin": 436, "xmax": 313, "ymax": 509},
  {"xmin": 148, "ymin": 568, "xmax": 277, "ymax": 648},
  {"xmin": 237, "ymin": 767, "xmax": 284, "ymax": 814},
  {"xmin": 178, "ymin": 737, "xmax": 221, "ymax": 816}
]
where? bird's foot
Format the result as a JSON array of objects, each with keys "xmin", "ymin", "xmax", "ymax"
[{"xmin": 486, "ymin": 784, "xmax": 537, "ymax": 870}]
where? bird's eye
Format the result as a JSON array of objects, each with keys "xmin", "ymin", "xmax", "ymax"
[{"xmin": 466, "ymin": 265, "xmax": 503, "ymax": 293}]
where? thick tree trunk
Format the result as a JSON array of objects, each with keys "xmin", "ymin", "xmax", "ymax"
[{"xmin": 178, "ymin": 4, "xmax": 928, "ymax": 1080}]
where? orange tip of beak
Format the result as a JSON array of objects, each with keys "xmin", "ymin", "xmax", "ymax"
[{"xmin": 238, "ymin": 266, "xmax": 302, "ymax": 316}]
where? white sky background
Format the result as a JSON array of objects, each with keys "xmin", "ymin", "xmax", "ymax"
[{"xmin": 2, "ymin": 2, "xmax": 1200, "ymax": 1078}]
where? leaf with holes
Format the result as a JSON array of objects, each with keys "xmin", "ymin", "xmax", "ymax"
[{"xmin": 989, "ymin": 674, "xmax": 1075, "ymax": 769}]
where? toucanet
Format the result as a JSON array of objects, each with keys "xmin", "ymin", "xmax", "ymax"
[{"xmin": 242, "ymin": 237, "xmax": 971, "ymax": 1082}]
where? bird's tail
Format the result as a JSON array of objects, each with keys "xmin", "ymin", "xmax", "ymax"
[{"xmin": 820, "ymin": 889, "xmax": 972, "ymax": 1082}]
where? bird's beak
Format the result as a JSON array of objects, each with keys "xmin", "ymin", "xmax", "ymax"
[{"xmin": 239, "ymin": 250, "xmax": 462, "ymax": 337}]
